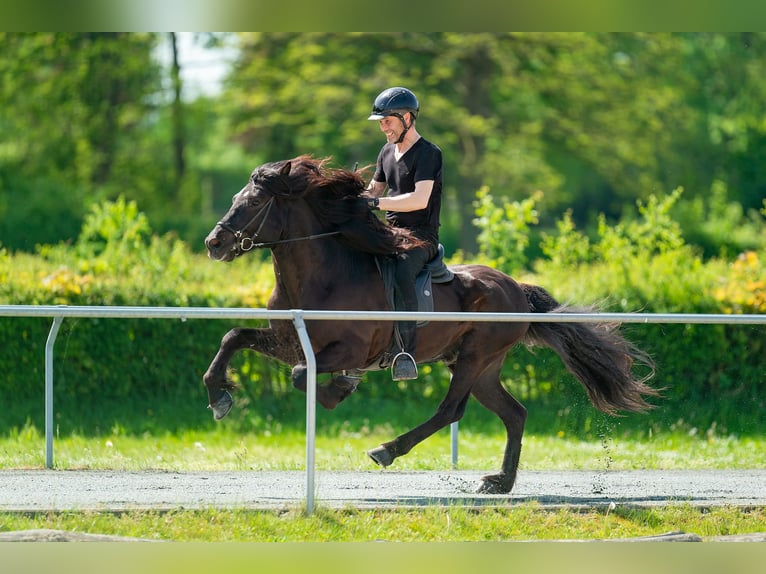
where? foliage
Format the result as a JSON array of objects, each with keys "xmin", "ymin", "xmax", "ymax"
[
  {"xmin": 472, "ymin": 185, "xmax": 766, "ymax": 434},
  {"xmin": 672, "ymin": 180, "xmax": 766, "ymax": 259},
  {"xmin": 0, "ymin": 33, "xmax": 160, "ymax": 186},
  {"xmin": 218, "ymin": 32, "xmax": 766, "ymax": 254},
  {"xmin": 0, "ymin": 199, "xmax": 280, "ymax": 434},
  {"xmin": 472, "ymin": 186, "xmax": 541, "ymax": 274},
  {"xmin": 713, "ymin": 251, "xmax": 766, "ymax": 314},
  {"xmin": 75, "ymin": 197, "xmax": 152, "ymax": 268},
  {"xmin": 535, "ymin": 188, "xmax": 714, "ymax": 312},
  {"xmin": 5, "ymin": 33, "xmax": 766, "ymax": 256},
  {"xmin": 0, "ymin": 33, "xmax": 180, "ymax": 251},
  {"xmin": 2, "ymin": 195, "xmax": 765, "ymax": 438}
]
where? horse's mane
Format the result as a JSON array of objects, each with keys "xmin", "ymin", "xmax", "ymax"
[{"xmin": 263, "ymin": 155, "xmax": 425, "ymax": 255}]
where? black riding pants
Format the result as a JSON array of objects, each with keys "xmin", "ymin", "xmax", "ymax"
[{"xmin": 393, "ymin": 242, "xmax": 438, "ymax": 354}]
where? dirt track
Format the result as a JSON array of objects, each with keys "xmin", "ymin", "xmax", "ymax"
[{"xmin": 2, "ymin": 469, "xmax": 765, "ymax": 512}]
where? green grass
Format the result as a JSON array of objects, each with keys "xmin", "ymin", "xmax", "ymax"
[
  {"xmin": 2, "ymin": 395, "xmax": 765, "ymax": 542},
  {"xmin": 1, "ymin": 505, "xmax": 765, "ymax": 542},
  {"xmin": 5, "ymin": 388, "xmax": 765, "ymax": 472},
  {"xmin": 3, "ymin": 423, "xmax": 765, "ymax": 472}
]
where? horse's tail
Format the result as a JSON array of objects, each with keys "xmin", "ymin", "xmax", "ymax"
[{"xmin": 519, "ymin": 283, "xmax": 659, "ymax": 415}]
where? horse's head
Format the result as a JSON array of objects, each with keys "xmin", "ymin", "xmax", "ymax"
[
  {"xmin": 206, "ymin": 154, "xmax": 419, "ymax": 261},
  {"xmin": 205, "ymin": 160, "xmax": 296, "ymax": 261}
]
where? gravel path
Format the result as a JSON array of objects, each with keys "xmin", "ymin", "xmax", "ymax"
[{"xmin": 2, "ymin": 469, "xmax": 765, "ymax": 512}]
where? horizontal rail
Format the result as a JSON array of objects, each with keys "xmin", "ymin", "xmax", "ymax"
[
  {"xmin": 1, "ymin": 305, "xmax": 765, "ymax": 324},
  {"xmin": 1, "ymin": 304, "xmax": 763, "ymax": 514}
]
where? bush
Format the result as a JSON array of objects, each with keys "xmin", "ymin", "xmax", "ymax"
[
  {"xmin": 672, "ymin": 180, "xmax": 765, "ymax": 259},
  {"xmin": 474, "ymin": 187, "xmax": 766, "ymax": 434},
  {"xmin": 0, "ymin": 199, "xmax": 278, "ymax": 432},
  {"xmin": 1, "ymin": 195, "xmax": 764, "ymax": 437},
  {"xmin": 0, "ymin": 170, "xmax": 85, "ymax": 252}
]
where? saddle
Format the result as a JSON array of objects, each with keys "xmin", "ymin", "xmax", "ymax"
[{"xmin": 376, "ymin": 244, "xmax": 454, "ymax": 327}]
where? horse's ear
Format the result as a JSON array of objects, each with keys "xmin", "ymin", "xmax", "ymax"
[{"xmin": 280, "ymin": 161, "xmax": 292, "ymax": 176}]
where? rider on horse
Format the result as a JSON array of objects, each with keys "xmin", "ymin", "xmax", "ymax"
[{"xmin": 364, "ymin": 87, "xmax": 444, "ymax": 381}]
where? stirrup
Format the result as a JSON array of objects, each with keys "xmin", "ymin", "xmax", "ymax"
[{"xmin": 391, "ymin": 352, "xmax": 418, "ymax": 381}]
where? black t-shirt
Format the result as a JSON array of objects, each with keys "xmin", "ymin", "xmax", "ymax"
[{"xmin": 372, "ymin": 137, "xmax": 443, "ymax": 245}]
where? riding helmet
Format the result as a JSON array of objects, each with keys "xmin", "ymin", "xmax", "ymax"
[{"xmin": 368, "ymin": 87, "xmax": 419, "ymax": 120}]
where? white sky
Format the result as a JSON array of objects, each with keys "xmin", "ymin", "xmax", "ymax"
[{"xmin": 156, "ymin": 32, "xmax": 239, "ymax": 99}]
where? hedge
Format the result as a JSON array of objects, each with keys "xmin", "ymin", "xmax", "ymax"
[{"xmin": 1, "ymin": 197, "xmax": 764, "ymax": 436}]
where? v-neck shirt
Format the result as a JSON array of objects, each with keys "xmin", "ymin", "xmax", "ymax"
[{"xmin": 372, "ymin": 136, "xmax": 443, "ymax": 245}]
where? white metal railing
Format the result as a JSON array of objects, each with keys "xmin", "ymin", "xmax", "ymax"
[{"xmin": 1, "ymin": 304, "xmax": 765, "ymax": 513}]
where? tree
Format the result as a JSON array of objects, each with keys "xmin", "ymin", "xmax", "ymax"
[
  {"xmin": 220, "ymin": 33, "xmax": 706, "ymax": 251},
  {"xmin": 169, "ymin": 32, "xmax": 187, "ymax": 194},
  {"xmin": 672, "ymin": 33, "xmax": 766, "ymax": 214},
  {"xmin": 0, "ymin": 33, "xmax": 167, "ymax": 250},
  {"xmin": 0, "ymin": 33, "xmax": 193, "ymax": 251},
  {"xmin": 2, "ymin": 33, "xmax": 763, "ymax": 255}
]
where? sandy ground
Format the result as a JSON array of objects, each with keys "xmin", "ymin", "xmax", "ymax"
[{"xmin": 2, "ymin": 468, "xmax": 765, "ymax": 512}]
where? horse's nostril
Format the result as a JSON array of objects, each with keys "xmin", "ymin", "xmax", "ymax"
[{"xmin": 207, "ymin": 237, "xmax": 220, "ymax": 249}]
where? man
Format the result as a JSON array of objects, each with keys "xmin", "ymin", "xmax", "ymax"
[{"xmin": 364, "ymin": 86, "xmax": 443, "ymax": 381}]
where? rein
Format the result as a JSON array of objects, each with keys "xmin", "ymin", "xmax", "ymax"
[
  {"xmin": 242, "ymin": 230, "xmax": 342, "ymax": 251},
  {"xmin": 216, "ymin": 196, "xmax": 341, "ymax": 252}
]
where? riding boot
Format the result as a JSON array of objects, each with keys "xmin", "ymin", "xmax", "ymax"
[
  {"xmin": 391, "ymin": 244, "xmax": 434, "ymax": 381},
  {"xmin": 392, "ymin": 320, "xmax": 418, "ymax": 381}
]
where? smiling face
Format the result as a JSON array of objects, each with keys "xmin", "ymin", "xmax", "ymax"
[{"xmin": 378, "ymin": 113, "xmax": 410, "ymax": 144}]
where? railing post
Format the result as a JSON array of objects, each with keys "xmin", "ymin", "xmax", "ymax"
[
  {"xmin": 45, "ymin": 316, "xmax": 63, "ymax": 469},
  {"xmin": 448, "ymin": 371, "xmax": 459, "ymax": 468},
  {"xmin": 292, "ymin": 312, "xmax": 317, "ymax": 514},
  {"xmin": 451, "ymin": 422, "xmax": 459, "ymax": 468}
]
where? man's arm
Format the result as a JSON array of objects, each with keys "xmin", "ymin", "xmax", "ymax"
[{"xmin": 378, "ymin": 180, "xmax": 433, "ymax": 212}]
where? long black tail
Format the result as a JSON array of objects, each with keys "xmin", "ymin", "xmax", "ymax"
[{"xmin": 520, "ymin": 283, "xmax": 659, "ymax": 414}]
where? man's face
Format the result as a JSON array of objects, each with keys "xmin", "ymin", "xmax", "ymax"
[{"xmin": 378, "ymin": 113, "xmax": 408, "ymax": 144}]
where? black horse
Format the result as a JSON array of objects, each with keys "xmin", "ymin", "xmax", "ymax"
[{"xmin": 203, "ymin": 155, "xmax": 658, "ymax": 494}]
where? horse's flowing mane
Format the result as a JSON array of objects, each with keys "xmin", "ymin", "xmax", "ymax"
[{"xmin": 266, "ymin": 155, "xmax": 425, "ymax": 255}]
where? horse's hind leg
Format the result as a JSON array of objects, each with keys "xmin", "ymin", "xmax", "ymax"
[
  {"xmin": 367, "ymin": 374, "xmax": 472, "ymax": 468},
  {"xmin": 470, "ymin": 368, "xmax": 527, "ymax": 494},
  {"xmin": 292, "ymin": 340, "xmax": 366, "ymax": 410},
  {"xmin": 366, "ymin": 350, "xmax": 497, "ymax": 468},
  {"xmin": 291, "ymin": 365, "xmax": 362, "ymax": 410}
]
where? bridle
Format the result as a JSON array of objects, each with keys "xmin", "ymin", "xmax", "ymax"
[{"xmin": 215, "ymin": 196, "xmax": 340, "ymax": 253}]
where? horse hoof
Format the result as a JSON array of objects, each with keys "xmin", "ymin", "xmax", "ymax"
[
  {"xmin": 208, "ymin": 391, "xmax": 233, "ymax": 421},
  {"xmin": 367, "ymin": 445, "xmax": 395, "ymax": 468},
  {"xmin": 318, "ymin": 376, "xmax": 361, "ymax": 410},
  {"xmin": 476, "ymin": 473, "xmax": 513, "ymax": 494}
]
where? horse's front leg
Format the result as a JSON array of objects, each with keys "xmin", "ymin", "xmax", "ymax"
[{"xmin": 204, "ymin": 326, "xmax": 295, "ymax": 420}]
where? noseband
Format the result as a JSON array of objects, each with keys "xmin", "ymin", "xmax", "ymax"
[
  {"xmin": 216, "ymin": 197, "xmax": 275, "ymax": 252},
  {"xmin": 215, "ymin": 196, "xmax": 340, "ymax": 253}
]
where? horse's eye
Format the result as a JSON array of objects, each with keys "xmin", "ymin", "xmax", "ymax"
[{"xmin": 244, "ymin": 192, "xmax": 264, "ymax": 208}]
